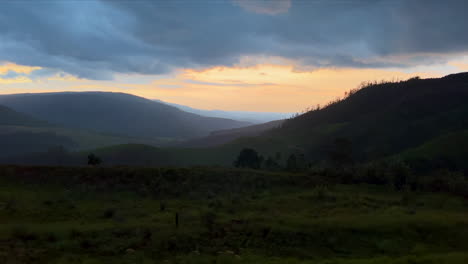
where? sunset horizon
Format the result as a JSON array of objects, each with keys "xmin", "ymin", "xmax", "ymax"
[
  {"xmin": 2, "ymin": 0, "xmax": 468, "ymax": 112},
  {"xmin": 1, "ymin": 1, "xmax": 468, "ymax": 263}
]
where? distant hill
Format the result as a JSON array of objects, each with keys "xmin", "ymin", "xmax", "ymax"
[
  {"xmin": 0, "ymin": 92, "xmax": 250, "ymax": 139},
  {"xmin": 180, "ymin": 120, "xmax": 284, "ymax": 147},
  {"xmin": 3, "ymin": 73, "xmax": 468, "ymax": 168},
  {"xmin": 156, "ymin": 100, "xmax": 292, "ymax": 124},
  {"xmin": 0, "ymin": 105, "xmax": 75, "ymax": 157},
  {"xmin": 0, "ymin": 103, "xmax": 179, "ymax": 158},
  {"xmin": 0, "ymin": 105, "xmax": 47, "ymax": 126},
  {"xmin": 174, "ymin": 73, "xmax": 468, "ymax": 167}
]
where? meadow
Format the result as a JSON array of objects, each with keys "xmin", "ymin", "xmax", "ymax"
[{"xmin": 1, "ymin": 166, "xmax": 467, "ymax": 263}]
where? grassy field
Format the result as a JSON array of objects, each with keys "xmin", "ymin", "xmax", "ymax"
[{"xmin": 1, "ymin": 166, "xmax": 467, "ymax": 263}]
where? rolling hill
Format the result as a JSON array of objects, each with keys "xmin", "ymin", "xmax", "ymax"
[
  {"xmin": 0, "ymin": 105, "xmax": 47, "ymax": 126},
  {"xmin": 174, "ymin": 73, "xmax": 468, "ymax": 167},
  {"xmin": 0, "ymin": 92, "xmax": 250, "ymax": 139},
  {"xmin": 270, "ymin": 73, "xmax": 468, "ymax": 162},
  {"xmin": 2, "ymin": 73, "xmax": 468, "ymax": 168},
  {"xmin": 0, "ymin": 105, "xmax": 76, "ymax": 157},
  {"xmin": 0, "ymin": 104, "xmax": 177, "ymax": 158},
  {"xmin": 179, "ymin": 119, "xmax": 285, "ymax": 147}
]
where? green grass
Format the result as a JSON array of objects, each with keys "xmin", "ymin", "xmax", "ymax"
[{"xmin": 0, "ymin": 166, "xmax": 467, "ymax": 263}]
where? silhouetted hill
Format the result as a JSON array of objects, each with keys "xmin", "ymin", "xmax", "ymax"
[
  {"xmin": 0, "ymin": 92, "xmax": 250, "ymax": 139},
  {"xmin": 0, "ymin": 105, "xmax": 47, "ymax": 126},
  {"xmin": 0, "ymin": 105, "xmax": 75, "ymax": 157},
  {"xmin": 271, "ymin": 73, "xmax": 468, "ymax": 162},
  {"xmin": 3, "ymin": 73, "xmax": 468, "ymax": 168},
  {"xmin": 0, "ymin": 131, "xmax": 77, "ymax": 158},
  {"xmin": 180, "ymin": 120, "xmax": 284, "ymax": 147},
  {"xmin": 169, "ymin": 72, "xmax": 468, "ymax": 167}
]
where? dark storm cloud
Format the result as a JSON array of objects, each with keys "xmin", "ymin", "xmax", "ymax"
[{"xmin": 0, "ymin": 0, "xmax": 467, "ymax": 79}]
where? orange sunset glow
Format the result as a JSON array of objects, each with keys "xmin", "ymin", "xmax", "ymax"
[
  {"xmin": 0, "ymin": 61, "xmax": 456, "ymax": 112},
  {"xmin": 1, "ymin": 1, "xmax": 468, "ymax": 262}
]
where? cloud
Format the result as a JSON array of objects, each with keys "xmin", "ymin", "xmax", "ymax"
[
  {"xmin": 0, "ymin": 76, "xmax": 33, "ymax": 84},
  {"xmin": 0, "ymin": 0, "xmax": 467, "ymax": 80},
  {"xmin": 0, "ymin": 61, "xmax": 82, "ymax": 84},
  {"xmin": 233, "ymin": 0, "xmax": 291, "ymax": 15},
  {"xmin": 0, "ymin": 61, "xmax": 454, "ymax": 112},
  {"xmin": 136, "ymin": 65, "xmax": 443, "ymax": 112},
  {"xmin": 46, "ymin": 72, "xmax": 82, "ymax": 82},
  {"xmin": 0, "ymin": 62, "xmax": 41, "ymax": 75}
]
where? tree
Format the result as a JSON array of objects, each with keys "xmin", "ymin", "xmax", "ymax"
[
  {"xmin": 234, "ymin": 148, "xmax": 262, "ymax": 169},
  {"xmin": 329, "ymin": 137, "xmax": 353, "ymax": 168},
  {"xmin": 87, "ymin": 153, "xmax": 102, "ymax": 166},
  {"xmin": 264, "ymin": 156, "xmax": 281, "ymax": 170},
  {"xmin": 275, "ymin": 152, "xmax": 282, "ymax": 162},
  {"xmin": 286, "ymin": 154, "xmax": 297, "ymax": 172},
  {"xmin": 297, "ymin": 153, "xmax": 307, "ymax": 170}
]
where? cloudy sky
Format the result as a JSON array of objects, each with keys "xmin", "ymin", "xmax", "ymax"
[{"xmin": 1, "ymin": 0, "xmax": 468, "ymax": 112}]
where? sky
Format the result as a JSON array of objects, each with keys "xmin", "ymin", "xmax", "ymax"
[{"xmin": 1, "ymin": 0, "xmax": 468, "ymax": 112}]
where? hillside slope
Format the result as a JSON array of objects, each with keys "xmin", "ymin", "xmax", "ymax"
[
  {"xmin": 174, "ymin": 73, "xmax": 468, "ymax": 166},
  {"xmin": 0, "ymin": 92, "xmax": 250, "ymax": 139},
  {"xmin": 179, "ymin": 119, "xmax": 285, "ymax": 147},
  {"xmin": 0, "ymin": 105, "xmax": 74, "ymax": 157},
  {"xmin": 0, "ymin": 104, "xmax": 176, "ymax": 158},
  {"xmin": 399, "ymin": 129, "xmax": 468, "ymax": 171},
  {"xmin": 265, "ymin": 73, "xmax": 468, "ymax": 162},
  {"xmin": 0, "ymin": 105, "xmax": 47, "ymax": 126},
  {"xmin": 2, "ymin": 73, "xmax": 468, "ymax": 167}
]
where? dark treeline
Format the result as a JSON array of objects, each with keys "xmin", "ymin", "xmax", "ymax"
[{"xmin": 233, "ymin": 138, "xmax": 468, "ymax": 198}]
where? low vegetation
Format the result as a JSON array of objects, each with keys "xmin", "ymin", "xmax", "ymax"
[{"xmin": 1, "ymin": 165, "xmax": 467, "ymax": 263}]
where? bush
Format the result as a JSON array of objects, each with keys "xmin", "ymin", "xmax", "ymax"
[
  {"xmin": 421, "ymin": 169, "xmax": 468, "ymax": 197},
  {"xmin": 45, "ymin": 232, "xmax": 58, "ymax": 243},
  {"xmin": 234, "ymin": 148, "xmax": 262, "ymax": 169},
  {"xmin": 390, "ymin": 161, "xmax": 411, "ymax": 191},
  {"xmin": 103, "ymin": 208, "xmax": 116, "ymax": 219},
  {"xmin": 11, "ymin": 226, "xmax": 38, "ymax": 242},
  {"xmin": 201, "ymin": 211, "xmax": 217, "ymax": 231},
  {"xmin": 311, "ymin": 185, "xmax": 330, "ymax": 201},
  {"xmin": 357, "ymin": 163, "xmax": 389, "ymax": 185},
  {"xmin": 444, "ymin": 171, "xmax": 468, "ymax": 197}
]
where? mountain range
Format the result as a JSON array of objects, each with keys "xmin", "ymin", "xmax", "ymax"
[
  {"xmin": 86, "ymin": 73, "xmax": 468, "ymax": 169},
  {"xmin": 0, "ymin": 92, "xmax": 250, "ymax": 157},
  {"xmin": 0, "ymin": 92, "xmax": 250, "ymax": 139},
  {"xmin": 1, "ymin": 73, "xmax": 468, "ymax": 169}
]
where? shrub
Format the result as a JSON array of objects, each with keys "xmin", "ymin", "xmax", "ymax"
[
  {"xmin": 201, "ymin": 211, "xmax": 217, "ymax": 232},
  {"xmin": 11, "ymin": 226, "xmax": 38, "ymax": 242},
  {"xmin": 69, "ymin": 229, "xmax": 82, "ymax": 239},
  {"xmin": 103, "ymin": 208, "xmax": 116, "ymax": 219},
  {"xmin": 311, "ymin": 185, "xmax": 328, "ymax": 201},
  {"xmin": 45, "ymin": 232, "xmax": 58, "ymax": 243},
  {"xmin": 234, "ymin": 148, "xmax": 262, "ymax": 169},
  {"xmin": 357, "ymin": 163, "xmax": 389, "ymax": 185},
  {"xmin": 87, "ymin": 153, "xmax": 102, "ymax": 166},
  {"xmin": 423, "ymin": 169, "xmax": 468, "ymax": 197},
  {"xmin": 444, "ymin": 171, "xmax": 468, "ymax": 197}
]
